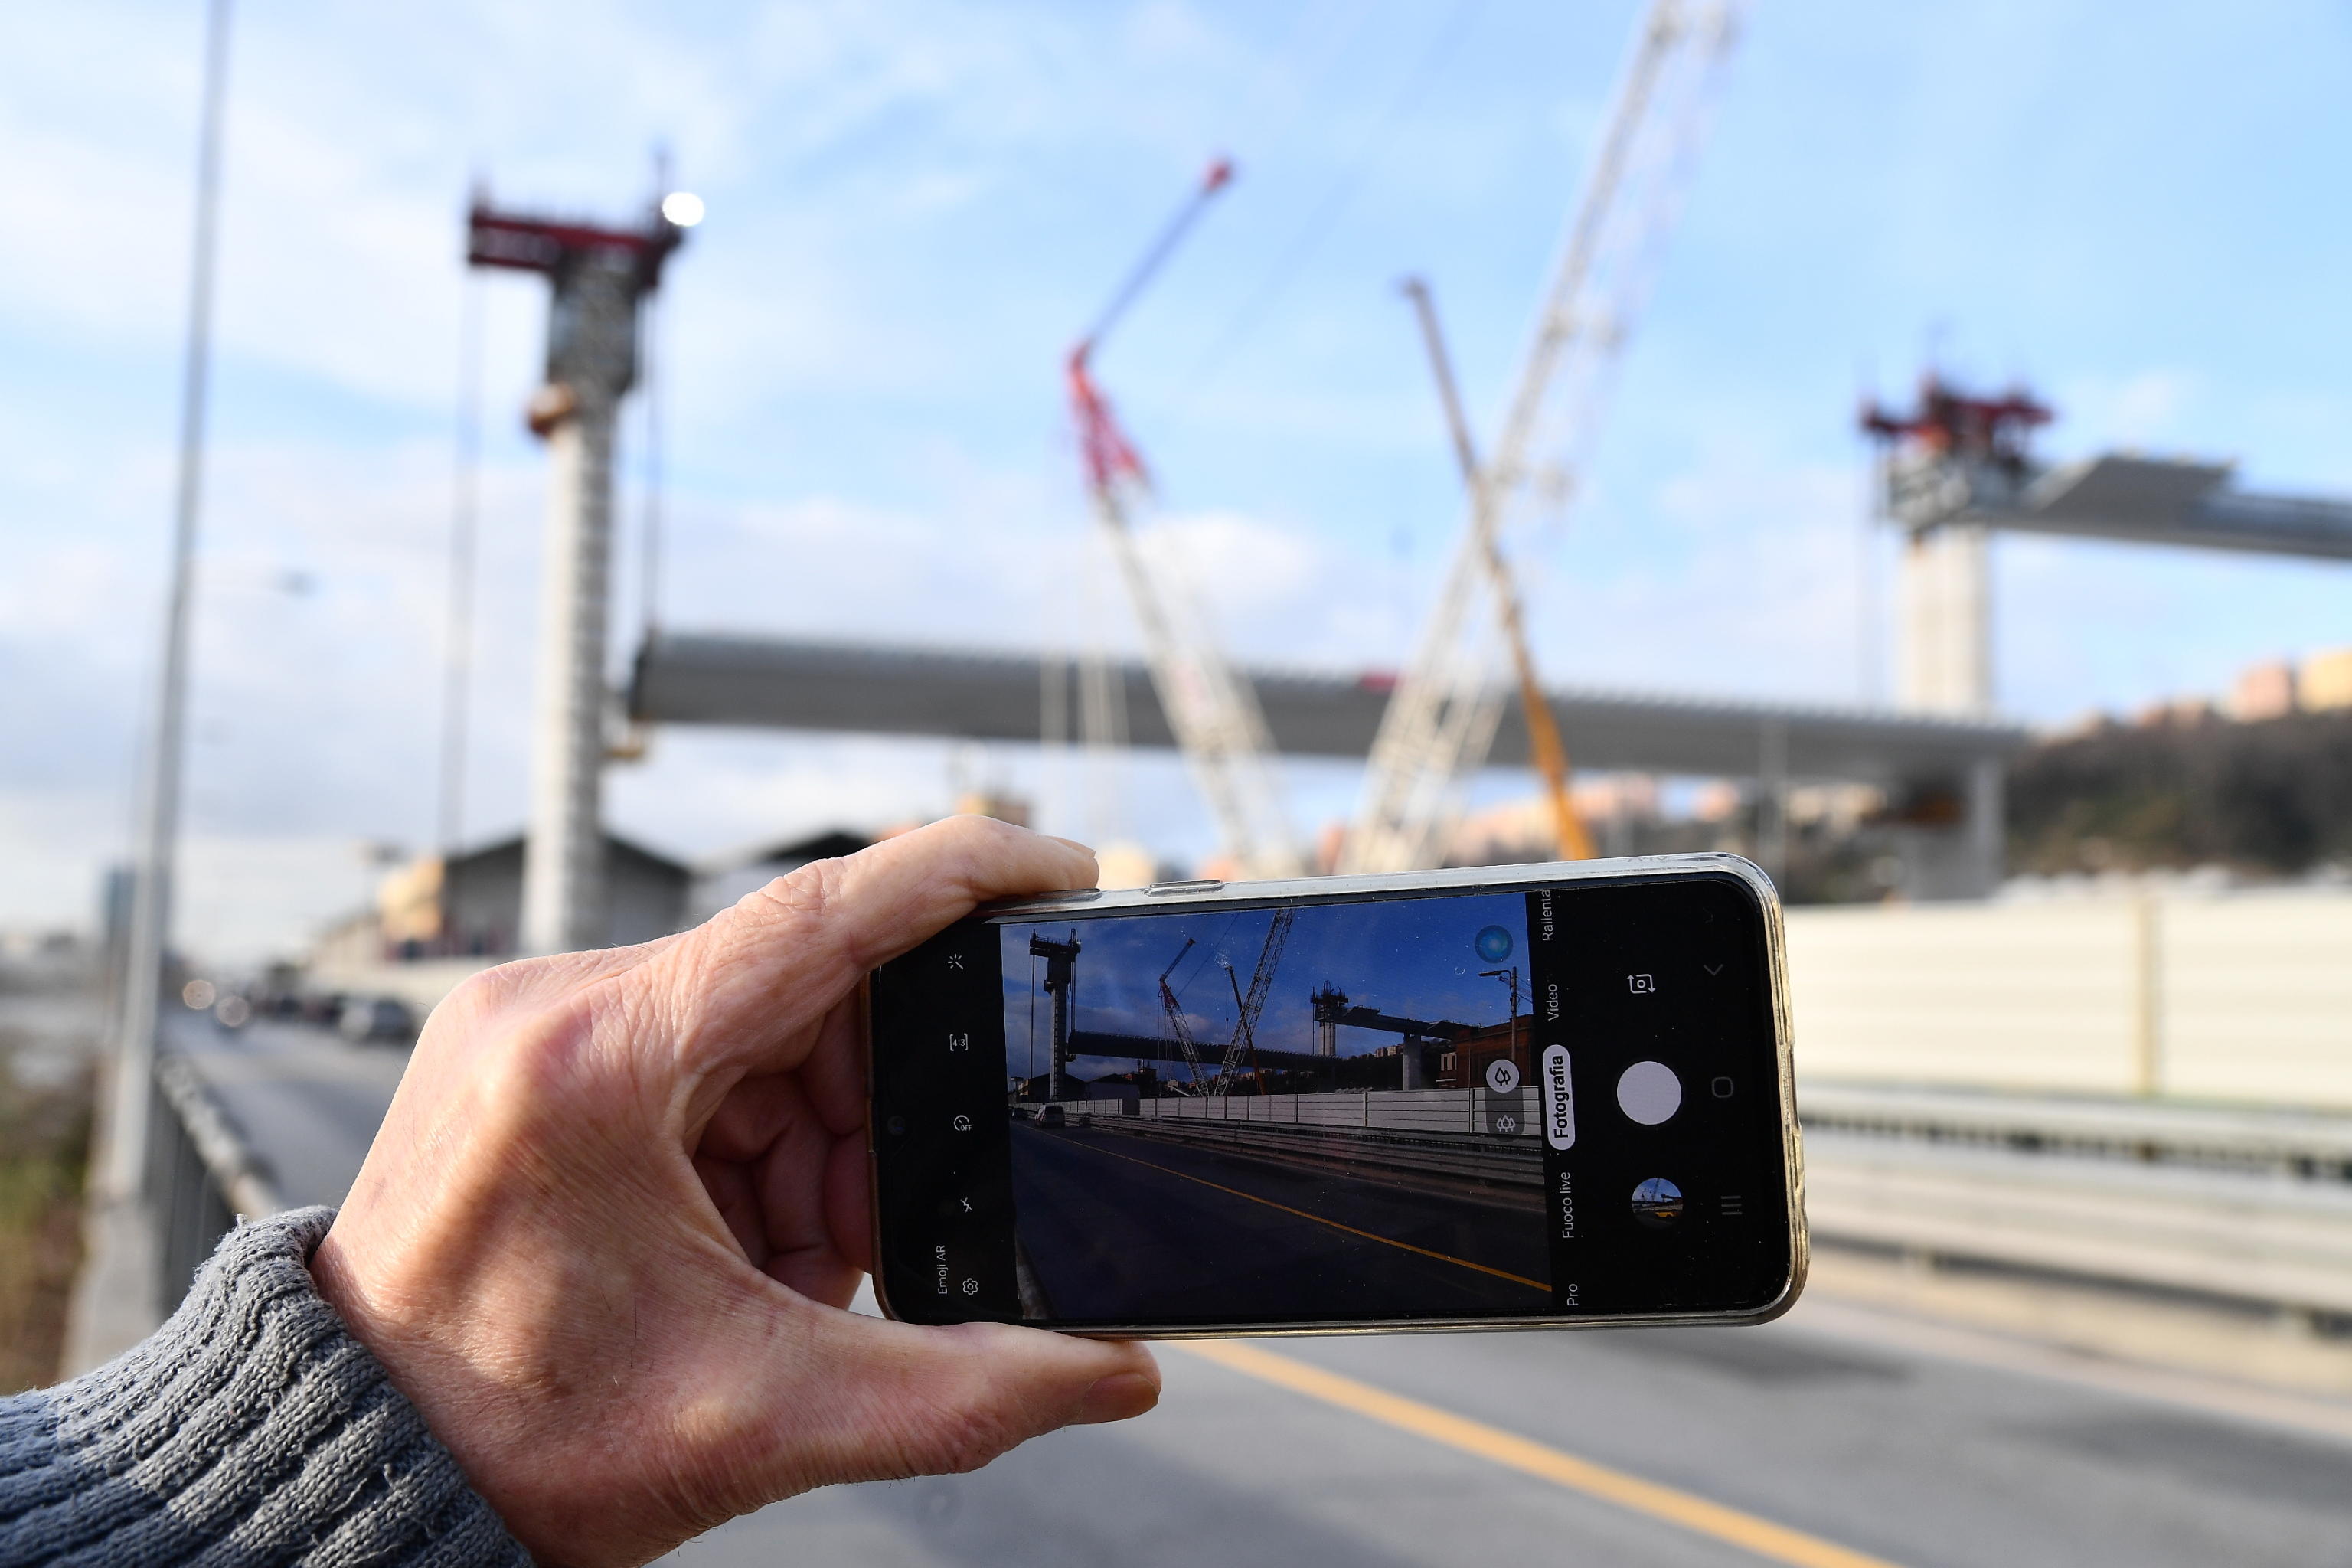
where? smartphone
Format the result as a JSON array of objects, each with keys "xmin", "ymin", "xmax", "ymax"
[{"xmin": 866, "ymin": 854, "xmax": 1804, "ymax": 1338}]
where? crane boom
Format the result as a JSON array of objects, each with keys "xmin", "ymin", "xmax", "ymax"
[
  {"xmin": 1211, "ymin": 906, "xmax": 1295, "ymax": 1096},
  {"xmin": 1343, "ymin": 0, "xmax": 1741, "ymax": 874},
  {"xmin": 1400, "ymin": 276, "xmax": 1595, "ymax": 863},
  {"xmin": 1156, "ymin": 937, "xmax": 1212, "ymax": 1091},
  {"xmin": 1069, "ymin": 162, "xmax": 1305, "ymax": 879}
]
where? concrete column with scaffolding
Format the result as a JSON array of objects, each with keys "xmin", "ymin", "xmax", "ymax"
[{"xmin": 467, "ymin": 188, "xmax": 692, "ymax": 954}]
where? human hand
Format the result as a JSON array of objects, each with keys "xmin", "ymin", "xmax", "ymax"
[{"xmin": 311, "ymin": 817, "xmax": 1159, "ymax": 1566}]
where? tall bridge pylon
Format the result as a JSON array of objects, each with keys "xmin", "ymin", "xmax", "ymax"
[
  {"xmin": 468, "ymin": 183, "xmax": 695, "ymax": 952},
  {"xmin": 1863, "ymin": 374, "xmax": 2352, "ymax": 717}
]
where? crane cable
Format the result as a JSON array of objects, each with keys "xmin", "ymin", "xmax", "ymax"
[{"xmin": 1181, "ymin": 0, "xmax": 1491, "ymax": 401}]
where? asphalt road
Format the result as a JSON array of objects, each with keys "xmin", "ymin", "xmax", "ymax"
[
  {"xmin": 691, "ymin": 1315, "xmax": 2352, "ymax": 1568},
  {"xmin": 1010, "ymin": 1119, "xmax": 1549, "ymax": 1322},
  {"xmin": 165, "ymin": 1021, "xmax": 2352, "ymax": 1566},
  {"xmin": 168, "ymin": 1012, "xmax": 409, "ymax": 1208}
]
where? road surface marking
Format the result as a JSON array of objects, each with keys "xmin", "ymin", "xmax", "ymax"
[
  {"xmin": 1058, "ymin": 1132, "xmax": 1547, "ymax": 1292},
  {"xmin": 1182, "ymin": 1340, "xmax": 1905, "ymax": 1568}
]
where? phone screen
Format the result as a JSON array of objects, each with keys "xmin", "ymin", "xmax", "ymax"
[{"xmin": 869, "ymin": 870, "xmax": 1795, "ymax": 1333}]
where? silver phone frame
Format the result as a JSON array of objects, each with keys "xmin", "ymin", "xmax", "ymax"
[{"xmin": 867, "ymin": 851, "xmax": 1808, "ymax": 1339}]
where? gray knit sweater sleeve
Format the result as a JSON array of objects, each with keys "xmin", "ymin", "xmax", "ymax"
[{"xmin": 0, "ymin": 1207, "xmax": 529, "ymax": 1566}]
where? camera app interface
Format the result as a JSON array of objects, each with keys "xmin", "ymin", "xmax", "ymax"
[{"xmin": 871, "ymin": 876, "xmax": 1790, "ymax": 1329}]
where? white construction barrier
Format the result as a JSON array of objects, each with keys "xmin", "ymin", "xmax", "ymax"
[
  {"xmin": 1031, "ymin": 1086, "xmax": 1534, "ymax": 1139},
  {"xmin": 1785, "ymin": 888, "xmax": 2352, "ymax": 1108}
]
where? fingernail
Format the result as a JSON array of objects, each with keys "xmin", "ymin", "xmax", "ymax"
[{"xmin": 1077, "ymin": 1371, "xmax": 1158, "ymax": 1424}]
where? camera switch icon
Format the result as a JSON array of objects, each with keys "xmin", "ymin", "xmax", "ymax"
[{"xmin": 1627, "ymin": 972, "xmax": 1656, "ymax": 995}]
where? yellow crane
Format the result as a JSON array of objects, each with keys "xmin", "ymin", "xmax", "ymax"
[{"xmin": 1399, "ymin": 276, "xmax": 1595, "ymax": 861}]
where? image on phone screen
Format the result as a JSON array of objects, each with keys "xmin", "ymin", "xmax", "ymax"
[{"xmin": 871, "ymin": 871, "xmax": 1797, "ymax": 1334}]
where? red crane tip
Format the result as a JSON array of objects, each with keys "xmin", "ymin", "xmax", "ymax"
[{"xmin": 1204, "ymin": 157, "xmax": 1236, "ymax": 191}]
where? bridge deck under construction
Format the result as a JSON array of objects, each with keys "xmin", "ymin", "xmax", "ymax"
[{"xmin": 631, "ymin": 632, "xmax": 2027, "ymax": 785}]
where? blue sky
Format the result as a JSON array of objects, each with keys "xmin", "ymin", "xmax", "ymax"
[
  {"xmin": 998, "ymin": 892, "xmax": 1529, "ymax": 1069},
  {"xmin": 4, "ymin": 1, "xmax": 2349, "ymax": 958}
]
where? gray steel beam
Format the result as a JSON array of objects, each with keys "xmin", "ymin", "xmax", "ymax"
[
  {"xmin": 1917, "ymin": 454, "xmax": 2352, "ymax": 561},
  {"xmin": 630, "ymin": 632, "xmax": 2026, "ymax": 786},
  {"xmin": 1065, "ymin": 1030, "xmax": 1331, "ymax": 1073}
]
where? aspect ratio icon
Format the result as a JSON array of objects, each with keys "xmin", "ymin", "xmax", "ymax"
[
  {"xmin": 1626, "ymin": 972, "xmax": 1656, "ymax": 995},
  {"xmin": 946, "ymin": 1032, "xmax": 969, "ymax": 1054}
]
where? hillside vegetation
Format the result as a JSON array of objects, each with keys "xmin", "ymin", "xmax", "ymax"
[{"xmin": 2009, "ymin": 709, "xmax": 2352, "ymax": 877}]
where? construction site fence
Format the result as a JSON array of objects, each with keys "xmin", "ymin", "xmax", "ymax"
[
  {"xmin": 149, "ymin": 1050, "xmax": 283, "ymax": 1316},
  {"xmin": 1114, "ymin": 1111, "xmax": 1540, "ymax": 1190},
  {"xmin": 1785, "ymin": 886, "xmax": 2352, "ymax": 1107},
  {"xmin": 1039, "ymin": 1086, "xmax": 1539, "ymax": 1141}
]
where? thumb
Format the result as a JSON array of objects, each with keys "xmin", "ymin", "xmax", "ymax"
[{"xmin": 781, "ymin": 1310, "xmax": 1160, "ymax": 1489}]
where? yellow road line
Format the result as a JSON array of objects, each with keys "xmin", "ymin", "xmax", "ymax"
[
  {"xmin": 1180, "ymin": 1340, "xmax": 1905, "ymax": 1568},
  {"xmin": 1057, "ymin": 1130, "xmax": 1547, "ymax": 1292}
]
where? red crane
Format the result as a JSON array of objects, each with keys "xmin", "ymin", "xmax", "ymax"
[{"xmin": 1065, "ymin": 160, "xmax": 1303, "ymax": 878}]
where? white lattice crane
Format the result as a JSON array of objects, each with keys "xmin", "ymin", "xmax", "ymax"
[
  {"xmin": 1155, "ymin": 937, "xmax": 1214, "ymax": 1093},
  {"xmin": 1211, "ymin": 906, "xmax": 1296, "ymax": 1097},
  {"xmin": 1341, "ymin": 0, "xmax": 1743, "ymax": 874},
  {"xmin": 1069, "ymin": 162, "xmax": 1306, "ymax": 879}
]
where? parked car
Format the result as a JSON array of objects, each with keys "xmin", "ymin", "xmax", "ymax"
[
  {"xmin": 338, "ymin": 996, "xmax": 416, "ymax": 1045},
  {"xmin": 1035, "ymin": 1104, "xmax": 1065, "ymax": 1128}
]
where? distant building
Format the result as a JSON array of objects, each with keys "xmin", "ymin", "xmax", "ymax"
[
  {"xmin": 687, "ymin": 830, "xmax": 871, "ymax": 926},
  {"xmin": 311, "ymin": 908, "xmax": 385, "ymax": 973},
  {"xmin": 1688, "ymin": 779, "xmax": 1744, "ymax": 822},
  {"xmin": 98, "ymin": 863, "xmax": 134, "ymax": 972},
  {"xmin": 2228, "ymin": 659, "xmax": 2298, "ymax": 722},
  {"xmin": 1432, "ymin": 1015, "xmax": 1538, "ymax": 1091},
  {"xmin": 375, "ymin": 833, "xmax": 692, "ymax": 959},
  {"xmin": 2301, "ymin": 648, "xmax": 2352, "ymax": 713},
  {"xmin": 2132, "ymin": 695, "xmax": 2215, "ymax": 730},
  {"xmin": 1786, "ymin": 782, "xmax": 1886, "ymax": 833},
  {"xmin": 1450, "ymin": 775, "xmax": 1663, "ymax": 864}
]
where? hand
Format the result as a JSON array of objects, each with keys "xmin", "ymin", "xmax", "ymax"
[{"xmin": 312, "ymin": 817, "xmax": 1160, "ymax": 1566}]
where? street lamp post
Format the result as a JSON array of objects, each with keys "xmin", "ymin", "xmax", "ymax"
[{"xmin": 107, "ymin": 0, "xmax": 234, "ymax": 1203}]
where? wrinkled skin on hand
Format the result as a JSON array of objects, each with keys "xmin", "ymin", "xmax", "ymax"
[{"xmin": 312, "ymin": 818, "xmax": 1159, "ymax": 1566}]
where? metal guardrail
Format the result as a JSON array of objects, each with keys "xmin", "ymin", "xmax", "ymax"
[
  {"xmin": 1805, "ymin": 1134, "xmax": 2352, "ymax": 1321},
  {"xmin": 1800, "ymin": 1083, "xmax": 2352, "ymax": 1179},
  {"xmin": 1800, "ymin": 1084, "xmax": 2352, "ymax": 1321},
  {"xmin": 149, "ymin": 1051, "xmax": 283, "ymax": 1313}
]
